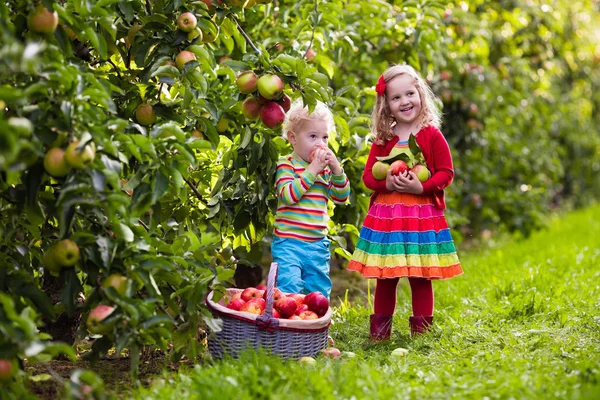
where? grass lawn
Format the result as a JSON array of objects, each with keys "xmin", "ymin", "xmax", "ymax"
[{"xmin": 131, "ymin": 205, "xmax": 600, "ymax": 399}]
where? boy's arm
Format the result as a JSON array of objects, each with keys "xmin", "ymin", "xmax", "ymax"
[
  {"xmin": 275, "ymin": 158, "xmax": 317, "ymax": 205},
  {"xmin": 328, "ymin": 170, "xmax": 350, "ymax": 204}
]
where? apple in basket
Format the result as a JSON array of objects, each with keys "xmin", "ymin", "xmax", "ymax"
[
  {"xmin": 241, "ymin": 287, "xmax": 265, "ymax": 302},
  {"xmin": 288, "ymin": 293, "xmax": 305, "ymax": 307},
  {"xmin": 298, "ymin": 310, "xmax": 319, "ymax": 320},
  {"xmin": 231, "ymin": 291, "xmax": 242, "ymax": 301},
  {"xmin": 272, "ymin": 309, "xmax": 281, "ymax": 318},
  {"xmin": 226, "ymin": 298, "xmax": 246, "ymax": 311},
  {"xmin": 240, "ymin": 298, "xmax": 266, "ymax": 314},
  {"xmin": 304, "ymin": 292, "xmax": 329, "ymax": 317},
  {"xmin": 289, "ymin": 315, "xmax": 302, "ymax": 320},
  {"xmin": 256, "ymin": 284, "xmax": 267, "ymax": 291},
  {"xmin": 263, "ymin": 287, "xmax": 284, "ymax": 302},
  {"xmin": 274, "ymin": 296, "xmax": 297, "ymax": 318},
  {"xmin": 295, "ymin": 304, "xmax": 309, "ymax": 315}
]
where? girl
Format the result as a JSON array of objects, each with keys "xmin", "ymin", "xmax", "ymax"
[{"xmin": 347, "ymin": 64, "xmax": 463, "ymax": 340}]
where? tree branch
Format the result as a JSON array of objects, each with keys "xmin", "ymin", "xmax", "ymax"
[
  {"xmin": 185, "ymin": 178, "xmax": 208, "ymax": 206},
  {"xmin": 230, "ymin": 14, "xmax": 261, "ymax": 55}
]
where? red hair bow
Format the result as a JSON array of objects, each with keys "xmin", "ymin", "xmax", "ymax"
[{"xmin": 375, "ymin": 75, "xmax": 386, "ymax": 96}]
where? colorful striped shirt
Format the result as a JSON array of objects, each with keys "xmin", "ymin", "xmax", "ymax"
[{"xmin": 274, "ymin": 154, "xmax": 350, "ymax": 241}]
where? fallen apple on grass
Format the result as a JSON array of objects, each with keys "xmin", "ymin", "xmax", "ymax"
[
  {"xmin": 297, "ymin": 356, "xmax": 316, "ymax": 365},
  {"xmin": 322, "ymin": 347, "xmax": 341, "ymax": 358},
  {"xmin": 390, "ymin": 347, "xmax": 409, "ymax": 360}
]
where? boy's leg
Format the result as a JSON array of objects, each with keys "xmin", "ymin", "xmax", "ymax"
[
  {"xmin": 271, "ymin": 237, "xmax": 304, "ymax": 294},
  {"xmin": 301, "ymin": 238, "xmax": 332, "ymax": 298}
]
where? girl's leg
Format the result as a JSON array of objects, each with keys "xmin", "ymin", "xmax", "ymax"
[
  {"xmin": 408, "ymin": 277, "xmax": 434, "ymax": 335},
  {"xmin": 369, "ymin": 278, "xmax": 399, "ymax": 342}
]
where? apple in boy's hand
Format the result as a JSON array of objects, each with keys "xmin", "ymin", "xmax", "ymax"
[
  {"xmin": 372, "ymin": 161, "xmax": 389, "ymax": 180},
  {"xmin": 389, "ymin": 160, "xmax": 409, "ymax": 176}
]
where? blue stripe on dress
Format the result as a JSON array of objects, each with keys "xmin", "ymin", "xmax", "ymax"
[{"xmin": 360, "ymin": 226, "xmax": 453, "ymax": 245}]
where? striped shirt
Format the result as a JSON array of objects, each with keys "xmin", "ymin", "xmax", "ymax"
[{"xmin": 274, "ymin": 154, "xmax": 350, "ymax": 241}]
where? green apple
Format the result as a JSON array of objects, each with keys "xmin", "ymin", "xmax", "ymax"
[
  {"xmin": 44, "ymin": 148, "xmax": 71, "ymax": 177},
  {"xmin": 187, "ymin": 27, "xmax": 203, "ymax": 41},
  {"xmin": 390, "ymin": 347, "xmax": 409, "ymax": 360},
  {"xmin": 135, "ymin": 104, "xmax": 156, "ymax": 126},
  {"xmin": 102, "ymin": 274, "xmax": 128, "ymax": 296},
  {"xmin": 53, "ymin": 239, "xmax": 80, "ymax": 267},
  {"xmin": 257, "ymin": 74, "xmax": 284, "ymax": 100},
  {"xmin": 64, "ymin": 141, "xmax": 95, "ymax": 169},
  {"xmin": 372, "ymin": 161, "xmax": 389, "ymax": 180},
  {"xmin": 177, "ymin": 12, "xmax": 197, "ymax": 33},
  {"xmin": 216, "ymin": 117, "xmax": 230, "ymax": 133},
  {"xmin": 297, "ymin": 356, "xmax": 317, "ymax": 365},
  {"xmin": 43, "ymin": 247, "xmax": 62, "ymax": 277},
  {"xmin": 411, "ymin": 164, "xmax": 430, "ymax": 182},
  {"xmin": 27, "ymin": 5, "xmax": 59, "ymax": 35},
  {"xmin": 236, "ymin": 71, "xmax": 258, "ymax": 94}
]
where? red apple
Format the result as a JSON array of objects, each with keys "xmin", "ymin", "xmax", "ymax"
[
  {"xmin": 226, "ymin": 298, "xmax": 246, "ymax": 311},
  {"xmin": 0, "ymin": 359, "xmax": 15, "ymax": 383},
  {"xmin": 272, "ymin": 309, "xmax": 281, "ymax": 318},
  {"xmin": 440, "ymin": 70, "xmax": 452, "ymax": 81},
  {"xmin": 289, "ymin": 315, "xmax": 302, "ymax": 320},
  {"xmin": 231, "ymin": 291, "xmax": 242, "ymax": 301},
  {"xmin": 176, "ymin": 50, "xmax": 196, "ymax": 70},
  {"xmin": 305, "ymin": 48, "xmax": 317, "ymax": 61},
  {"xmin": 260, "ymin": 102, "xmax": 286, "ymax": 129},
  {"xmin": 256, "ymin": 284, "xmax": 267, "ymax": 291},
  {"xmin": 294, "ymin": 304, "xmax": 309, "ymax": 315},
  {"xmin": 241, "ymin": 97, "xmax": 261, "ymax": 120},
  {"xmin": 177, "ymin": 12, "xmax": 197, "ymax": 33},
  {"xmin": 298, "ymin": 310, "xmax": 319, "ymax": 320},
  {"xmin": 288, "ymin": 293, "xmax": 305, "ymax": 307},
  {"xmin": 263, "ymin": 288, "xmax": 284, "ymax": 302},
  {"xmin": 278, "ymin": 94, "xmax": 292, "ymax": 112},
  {"xmin": 44, "ymin": 148, "xmax": 71, "ymax": 177},
  {"xmin": 236, "ymin": 71, "xmax": 258, "ymax": 94},
  {"xmin": 389, "ymin": 160, "xmax": 409, "ymax": 176},
  {"xmin": 322, "ymin": 347, "xmax": 341, "ymax": 358},
  {"xmin": 274, "ymin": 296, "xmax": 298, "ymax": 318},
  {"xmin": 241, "ymin": 287, "xmax": 265, "ymax": 301},
  {"xmin": 86, "ymin": 305, "xmax": 116, "ymax": 335},
  {"xmin": 304, "ymin": 292, "xmax": 329, "ymax": 317},
  {"xmin": 257, "ymin": 74, "xmax": 284, "ymax": 100},
  {"xmin": 240, "ymin": 298, "xmax": 266, "ymax": 314},
  {"xmin": 256, "ymin": 94, "xmax": 269, "ymax": 105},
  {"xmin": 28, "ymin": 5, "xmax": 58, "ymax": 35},
  {"xmin": 410, "ymin": 164, "xmax": 430, "ymax": 182}
]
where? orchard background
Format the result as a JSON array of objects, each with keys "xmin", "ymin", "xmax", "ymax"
[{"xmin": 1, "ymin": 0, "xmax": 599, "ymax": 398}]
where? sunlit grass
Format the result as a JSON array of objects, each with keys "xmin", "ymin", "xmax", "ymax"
[{"xmin": 132, "ymin": 205, "xmax": 600, "ymax": 399}]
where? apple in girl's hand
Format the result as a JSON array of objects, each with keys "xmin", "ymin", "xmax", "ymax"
[
  {"xmin": 294, "ymin": 304, "xmax": 309, "ymax": 315},
  {"xmin": 411, "ymin": 164, "xmax": 430, "ymax": 182},
  {"xmin": 322, "ymin": 347, "xmax": 341, "ymax": 358},
  {"xmin": 263, "ymin": 288, "xmax": 284, "ymax": 302},
  {"xmin": 372, "ymin": 161, "xmax": 389, "ymax": 180},
  {"xmin": 303, "ymin": 292, "xmax": 329, "ymax": 317},
  {"xmin": 389, "ymin": 160, "xmax": 409, "ymax": 176},
  {"xmin": 298, "ymin": 310, "xmax": 319, "ymax": 320},
  {"xmin": 274, "ymin": 296, "xmax": 298, "ymax": 318},
  {"xmin": 240, "ymin": 298, "xmax": 266, "ymax": 314},
  {"xmin": 241, "ymin": 287, "xmax": 264, "ymax": 301}
]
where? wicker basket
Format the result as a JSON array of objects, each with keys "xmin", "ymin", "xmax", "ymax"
[{"xmin": 206, "ymin": 262, "xmax": 331, "ymax": 360}]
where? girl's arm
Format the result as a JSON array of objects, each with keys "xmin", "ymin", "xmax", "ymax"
[
  {"xmin": 363, "ymin": 142, "xmax": 391, "ymax": 193},
  {"xmin": 275, "ymin": 159, "xmax": 316, "ymax": 205},
  {"xmin": 420, "ymin": 129, "xmax": 454, "ymax": 194}
]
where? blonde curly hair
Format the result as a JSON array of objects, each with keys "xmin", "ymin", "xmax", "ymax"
[
  {"xmin": 282, "ymin": 100, "xmax": 335, "ymax": 139},
  {"xmin": 371, "ymin": 64, "xmax": 441, "ymax": 142}
]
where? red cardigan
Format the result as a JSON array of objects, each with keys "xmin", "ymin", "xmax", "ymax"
[{"xmin": 363, "ymin": 125, "xmax": 454, "ymax": 210}]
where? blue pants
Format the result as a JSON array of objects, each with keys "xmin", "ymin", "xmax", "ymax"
[{"xmin": 271, "ymin": 236, "xmax": 332, "ymax": 298}]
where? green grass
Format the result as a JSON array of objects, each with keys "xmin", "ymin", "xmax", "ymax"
[{"xmin": 132, "ymin": 205, "xmax": 600, "ymax": 399}]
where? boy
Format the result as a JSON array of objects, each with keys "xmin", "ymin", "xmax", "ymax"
[{"xmin": 272, "ymin": 101, "xmax": 350, "ymax": 298}]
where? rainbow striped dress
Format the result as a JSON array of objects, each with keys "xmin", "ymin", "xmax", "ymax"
[{"xmin": 347, "ymin": 140, "xmax": 462, "ymax": 279}]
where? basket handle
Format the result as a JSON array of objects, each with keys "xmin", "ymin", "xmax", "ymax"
[{"xmin": 263, "ymin": 262, "xmax": 278, "ymax": 318}]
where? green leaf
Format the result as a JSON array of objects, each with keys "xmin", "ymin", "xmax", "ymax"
[{"xmin": 151, "ymin": 169, "xmax": 170, "ymax": 205}]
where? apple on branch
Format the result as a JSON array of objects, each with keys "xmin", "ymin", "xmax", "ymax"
[
  {"xmin": 177, "ymin": 12, "xmax": 197, "ymax": 33},
  {"xmin": 260, "ymin": 102, "xmax": 285, "ymax": 129},
  {"xmin": 44, "ymin": 148, "xmax": 71, "ymax": 178},
  {"xmin": 236, "ymin": 71, "xmax": 259, "ymax": 94},
  {"xmin": 257, "ymin": 74, "xmax": 284, "ymax": 100},
  {"xmin": 65, "ymin": 140, "xmax": 95, "ymax": 169},
  {"xmin": 0, "ymin": 359, "xmax": 16, "ymax": 383},
  {"xmin": 86, "ymin": 305, "xmax": 116, "ymax": 335},
  {"xmin": 28, "ymin": 5, "xmax": 58, "ymax": 35}
]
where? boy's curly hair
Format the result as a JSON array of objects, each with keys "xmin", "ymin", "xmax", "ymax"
[
  {"xmin": 371, "ymin": 64, "xmax": 441, "ymax": 142},
  {"xmin": 282, "ymin": 100, "xmax": 336, "ymax": 139}
]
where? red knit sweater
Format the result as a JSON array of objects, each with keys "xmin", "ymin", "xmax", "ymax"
[{"xmin": 363, "ymin": 125, "xmax": 455, "ymax": 209}]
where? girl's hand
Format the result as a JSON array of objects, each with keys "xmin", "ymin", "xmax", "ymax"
[
  {"xmin": 385, "ymin": 170, "xmax": 424, "ymax": 194},
  {"xmin": 323, "ymin": 149, "xmax": 343, "ymax": 175}
]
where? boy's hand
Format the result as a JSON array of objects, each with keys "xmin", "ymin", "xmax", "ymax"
[
  {"xmin": 323, "ymin": 148, "xmax": 343, "ymax": 175},
  {"xmin": 306, "ymin": 148, "xmax": 328, "ymax": 176}
]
